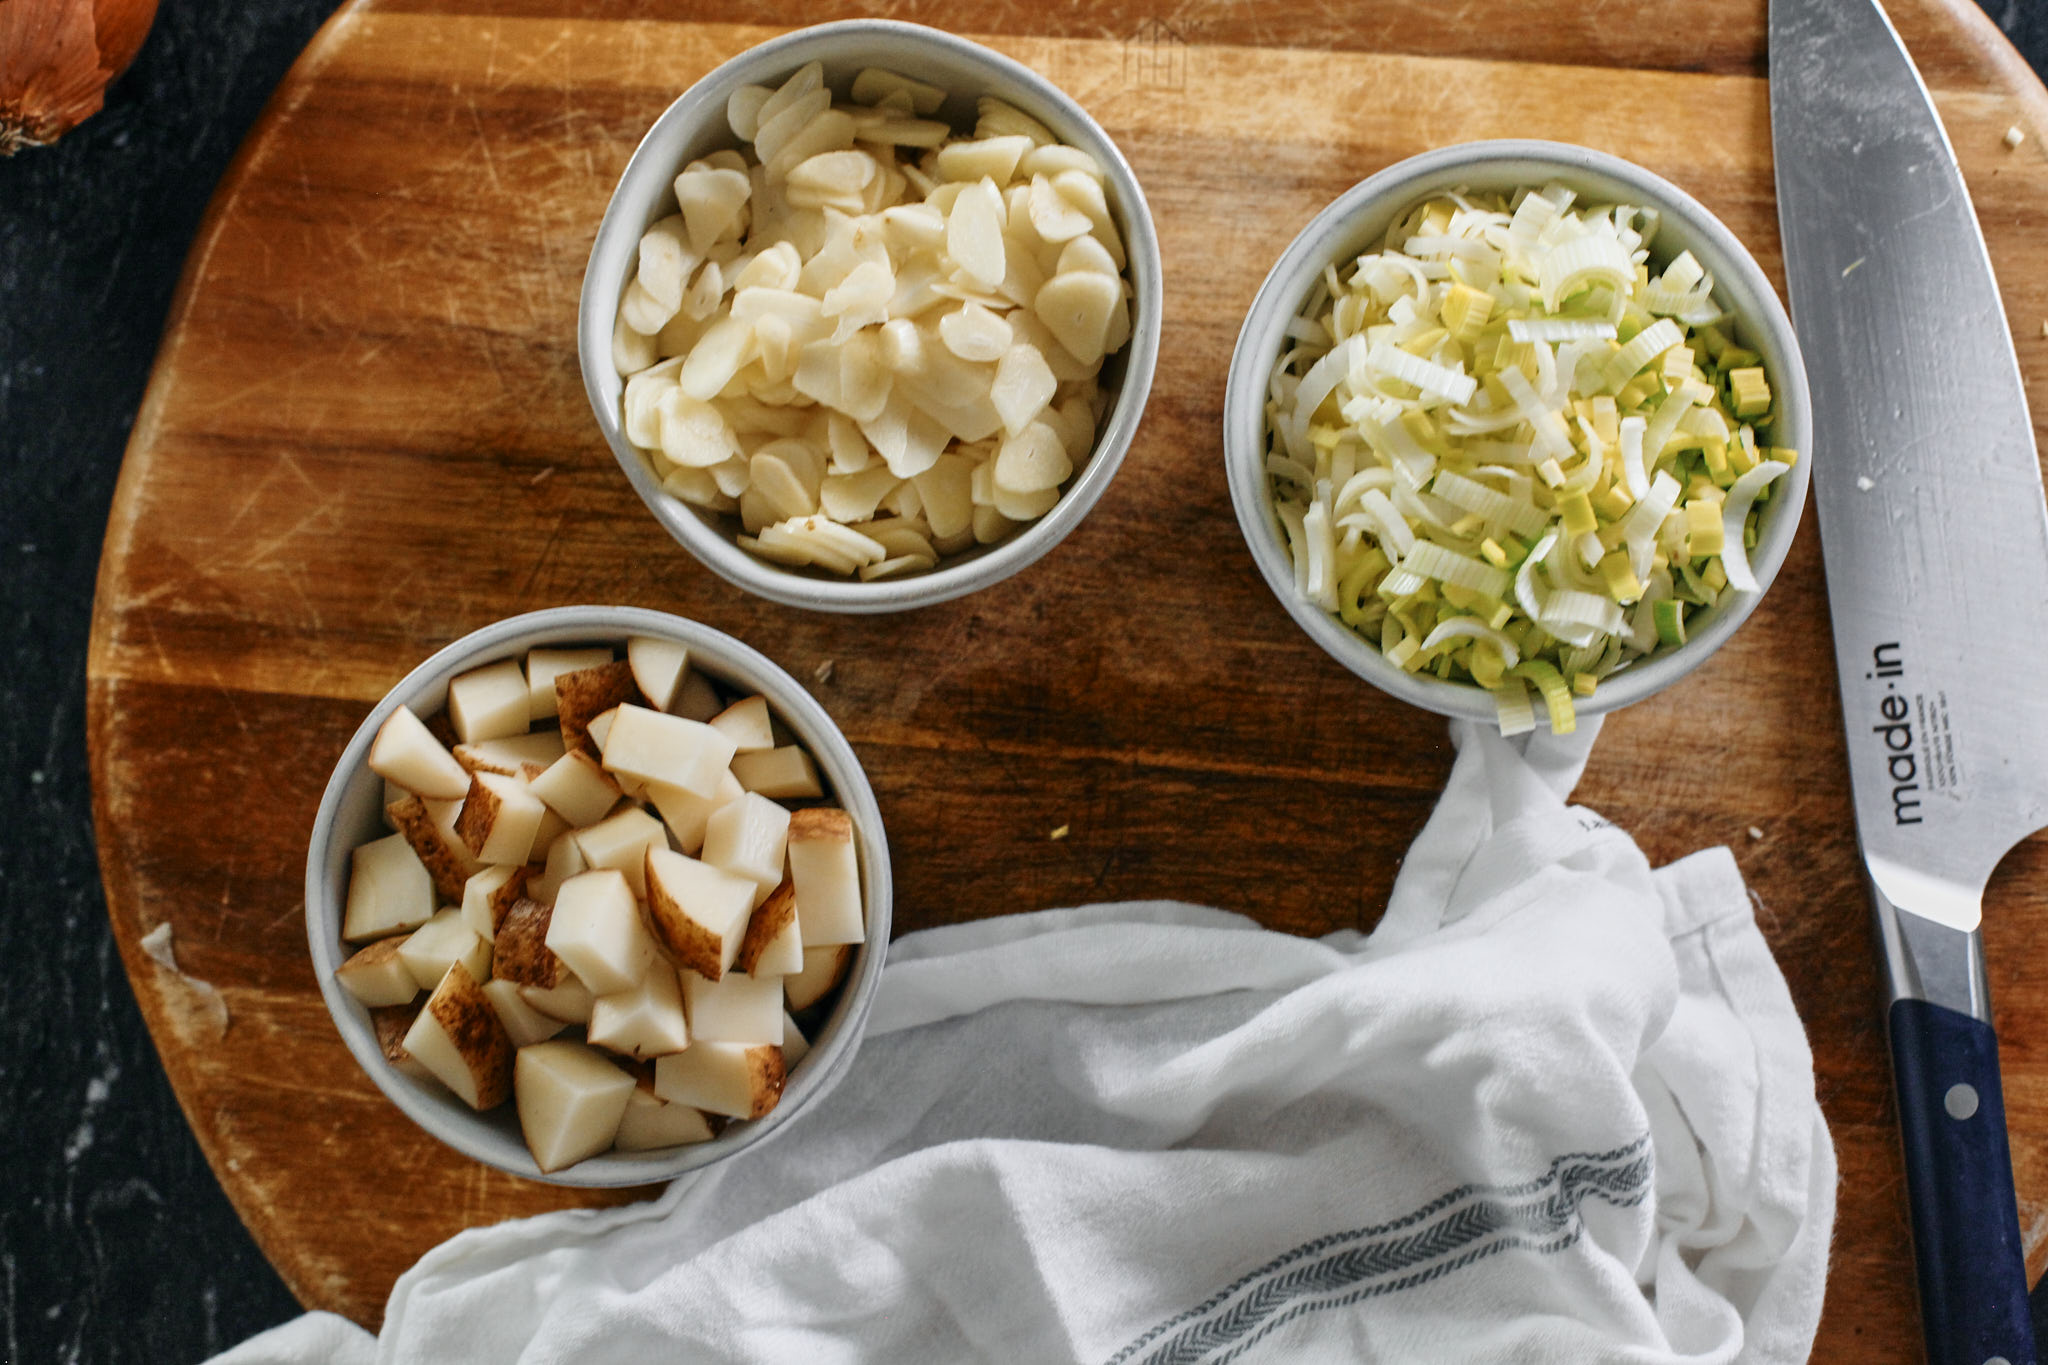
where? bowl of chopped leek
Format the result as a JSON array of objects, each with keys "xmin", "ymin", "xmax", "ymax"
[{"xmin": 1224, "ymin": 141, "xmax": 1812, "ymax": 735}]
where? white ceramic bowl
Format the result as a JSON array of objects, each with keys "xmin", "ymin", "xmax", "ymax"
[
  {"xmin": 1224, "ymin": 140, "xmax": 1813, "ymax": 724},
  {"xmin": 579, "ymin": 20, "xmax": 1162, "ymax": 613},
  {"xmin": 305, "ymin": 606, "xmax": 892, "ymax": 1186}
]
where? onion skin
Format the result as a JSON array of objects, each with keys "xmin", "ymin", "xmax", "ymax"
[{"xmin": 0, "ymin": 0, "xmax": 160, "ymax": 155}]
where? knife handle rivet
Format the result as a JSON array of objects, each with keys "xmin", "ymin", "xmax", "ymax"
[{"xmin": 1944, "ymin": 1083, "xmax": 1980, "ymax": 1121}]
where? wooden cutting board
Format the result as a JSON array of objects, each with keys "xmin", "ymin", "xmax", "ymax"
[{"xmin": 87, "ymin": 0, "xmax": 2048, "ymax": 1348}]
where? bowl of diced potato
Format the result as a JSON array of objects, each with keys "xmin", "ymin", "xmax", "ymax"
[
  {"xmin": 578, "ymin": 20, "xmax": 1161, "ymax": 612},
  {"xmin": 306, "ymin": 606, "xmax": 890, "ymax": 1185}
]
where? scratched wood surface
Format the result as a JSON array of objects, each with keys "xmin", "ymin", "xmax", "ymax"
[{"xmin": 85, "ymin": 0, "xmax": 2048, "ymax": 1346}]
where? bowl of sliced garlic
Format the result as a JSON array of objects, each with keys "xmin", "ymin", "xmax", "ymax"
[
  {"xmin": 1225, "ymin": 141, "xmax": 1811, "ymax": 735},
  {"xmin": 580, "ymin": 21, "xmax": 1161, "ymax": 612},
  {"xmin": 305, "ymin": 606, "xmax": 891, "ymax": 1185}
]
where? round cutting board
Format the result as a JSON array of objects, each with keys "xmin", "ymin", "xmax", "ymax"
[{"xmin": 89, "ymin": 0, "xmax": 2048, "ymax": 1346}]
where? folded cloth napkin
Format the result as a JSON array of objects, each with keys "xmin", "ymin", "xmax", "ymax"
[{"xmin": 217, "ymin": 718, "xmax": 1834, "ymax": 1364}]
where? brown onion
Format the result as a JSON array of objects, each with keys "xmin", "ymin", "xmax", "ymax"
[{"xmin": 0, "ymin": 0, "xmax": 160, "ymax": 155}]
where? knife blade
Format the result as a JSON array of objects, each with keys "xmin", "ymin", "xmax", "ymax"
[{"xmin": 1770, "ymin": 0, "xmax": 2048, "ymax": 1359}]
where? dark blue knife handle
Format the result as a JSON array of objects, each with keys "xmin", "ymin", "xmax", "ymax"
[{"xmin": 1889, "ymin": 996, "xmax": 2037, "ymax": 1365}]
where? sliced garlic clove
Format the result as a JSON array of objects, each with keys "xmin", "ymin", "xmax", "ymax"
[
  {"xmin": 991, "ymin": 340, "xmax": 1057, "ymax": 437},
  {"xmin": 674, "ymin": 165, "xmax": 752, "ymax": 256},
  {"xmin": 1034, "ymin": 270, "xmax": 1120, "ymax": 367},
  {"xmin": 994, "ymin": 420, "xmax": 1074, "ymax": 495},
  {"xmin": 934, "ymin": 134, "xmax": 1033, "ymax": 187},
  {"xmin": 1028, "ymin": 172, "xmax": 1092, "ymax": 243},
  {"xmin": 945, "ymin": 177, "xmax": 1008, "ymax": 292},
  {"xmin": 726, "ymin": 84, "xmax": 773, "ymax": 141},
  {"xmin": 637, "ymin": 214, "xmax": 698, "ymax": 313},
  {"xmin": 938, "ymin": 301, "xmax": 1013, "ymax": 362}
]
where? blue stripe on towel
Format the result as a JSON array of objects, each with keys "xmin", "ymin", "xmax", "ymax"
[{"xmin": 1105, "ymin": 1136, "xmax": 1653, "ymax": 1365}]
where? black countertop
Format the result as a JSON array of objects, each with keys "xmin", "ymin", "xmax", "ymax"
[{"xmin": 3, "ymin": 3, "xmax": 2043, "ymax": 1360}]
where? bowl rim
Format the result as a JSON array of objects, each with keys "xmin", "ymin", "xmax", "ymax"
[
  {"xmin": 1223, "ymin": 138, "xmax": 1813, "ymax": 722},
  {"xmin": 304, "ymin": 605, "xmax": 892, "ymax": 1187},
  {"xmin": 576, "ymin": 19, "xmax": 1163, "ymax": 614}
]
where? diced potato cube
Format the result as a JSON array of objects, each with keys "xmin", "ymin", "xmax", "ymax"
[
  {"xmin": 398, "ymin": 907, "xmax": 491, "ymax": 993},
  {"xmin": 491, "ymin": 897, "xmax": 564, "ymax": 989},
  {"xmin": 342, "ymin": 832, "xmax": 436, "ymax": 943},
  {"xmin": 787, "ymin": 808, "xmax": 864, "ymax": 946},
  {"xmin": 654, "ymin": 1041, "xmax": 785, "ymax": 1119},
  {"xmin": 729, "ymin": 745, "xmax": 823, "ymax": 799},
  {"xmin": 626, "ymin": 635, "xmax": 690, "ymax": 712},
  {"xmin": 481, "ymin": 977, "xmax": 570, "ymax": 1048},
  {"xmin": 644, "ymin": 770, "xmax": 743, "ymax": 857},
  {"xmin": 556, "ymin": 660, "xmax": 645, "ymax": 755},
  {"xmin": 459, "ymin": 865, "xmax": 530, "ymax": 944},
  {"xmin": 525, "ymin": 647, "xmax": 614, "ymax": 721},
  {"xmin": 671, "ymin": 670, "xmax": 723, "ymax": 723},
  {"xmin": 737, "ymin": 877, "xmax": 803, "ymax": 977},
  {"xmin": 515, "ymin": 1041, "xmax": 635, "ymax": 1173},
  {"xmin": 643, "ymin": 848, "xmax": 756, "ymax": 980},
  {"xmin": 573, "ymin": 805, "xmax": 667, "ymax": 898},
  {"xmin": 782, "ymin": 1011, "xmax": 811, "ymax": 1068},
  {"xmin": 546, "ymin": 870, "xmax": 658, "ymax": 996},
  {"xmin": 680, "ymin": 968, "xmax": 784, "ymax": 1045},
  {"xmin": 519, "ymin": 974, "xmax": 595, "ymax": 1025},
  {"xmin": 371, "ymin": 1001, "xmax": 432, "ymax": 1081},
  {"xmin": 454, "ymin": 731, "xmax": 565, "ymax": 781},
  {"xmin": 529, "ymin": 749, "xmax": 624, "ymax": 829},
  {"xmin": 701, "ymin": 792, "xmax": 791, "ymax": 902},
  {"xmin": 602, "ymin": 704, "xmax": 738, "ymax": 798},
  {"xmin": 614, "ymin": 1083, "xmax": 717, "ymax": 1151},
  {"xmin": 336, "ymin": 935, "xmax": 420, "ymax": 1008},
  {"xmin": 785, "ymin": 943, "xmax": 853, "ymax": 1012},
  {"xmin": 446, "ymin": 660, "xmax": 530, "ymax": 744},
  {"xmin": 708, "ymin": 695, "xmax": 775, "ymax": 753},
  {"xmin": 588, "ymin": 963, "xmax": 692, "ymax": 1059},
  {"xmin": 368, "ymin": 707, "xmax": 471, "ymax": 800},
  {"xmin": 455, "ymin": 771, "xmax": 547, "ymax": 866},
  {"xmin": 386, "ymin": 794, "xmax": 483, "ymax": 901}
]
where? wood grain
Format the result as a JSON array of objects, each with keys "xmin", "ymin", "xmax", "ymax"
[{"xmin": 87, "ymin": 0, "xmax": 2048, "ymax": 1346}]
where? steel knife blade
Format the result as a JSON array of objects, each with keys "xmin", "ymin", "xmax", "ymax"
[{"xmin": 1771, "ymin": 0, "xmax": 2048, "ymax": 1359}]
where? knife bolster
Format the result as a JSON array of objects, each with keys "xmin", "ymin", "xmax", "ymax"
[{"xmin": 1872, "ymin": 878, "xmax": 1991, "ymax": 1021}]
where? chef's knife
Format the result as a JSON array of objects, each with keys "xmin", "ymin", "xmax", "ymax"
[{"xmin": 1771, "ymin": 0, "xmax": 2048, "ymax": 1359}]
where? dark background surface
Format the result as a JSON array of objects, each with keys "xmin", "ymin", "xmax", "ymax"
[{"xmin": 2, "ymin": 2, "xmax": 2043, "ymax": 1360}]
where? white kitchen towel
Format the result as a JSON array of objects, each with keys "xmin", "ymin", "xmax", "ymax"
[{"xmin": 216, "ymin": 717, "xmax": 1834, "ymax": 1364}]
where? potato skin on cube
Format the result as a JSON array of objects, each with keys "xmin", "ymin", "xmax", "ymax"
[
  {"xmin": 386, "ymin": 794, "xmax": 483, "ymax": 901},
  {"xmin": 492, "ymin": 897, "xmax": 566, "ymax": 990},
  {"xmin": 555, "ymin": 660, "xmax": 646, "ymax": 755},
  {"xmin": 654, "ymin": 1040, "xmax": 786, "ymax": 1120},
  {"xmin": 736, "ymin": 876, "xmax": 801, "ymax": 977},
  {"xmin": 643, "ymin": 847, "xmax": 757, "ymax": 980},
  {"xmin": 405, "ymin": 962, "xmax": 514, "ymax": 1110}
]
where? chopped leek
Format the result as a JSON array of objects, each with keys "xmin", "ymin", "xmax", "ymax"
[
  {"xmin": 1265, "ymin": 185, "xmax": 1795, "ymax": 734},
  {"xmin": 1652, "ymin": 598, "xmax": 1687, "ymax": 646},
  {"xmin": 1510, "ymin": 660, "xmax": 1577, "ymax": 735},
  {"xmin": 1718, "ymin": 460, "xmax": 1790, "ymax": 593}
]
